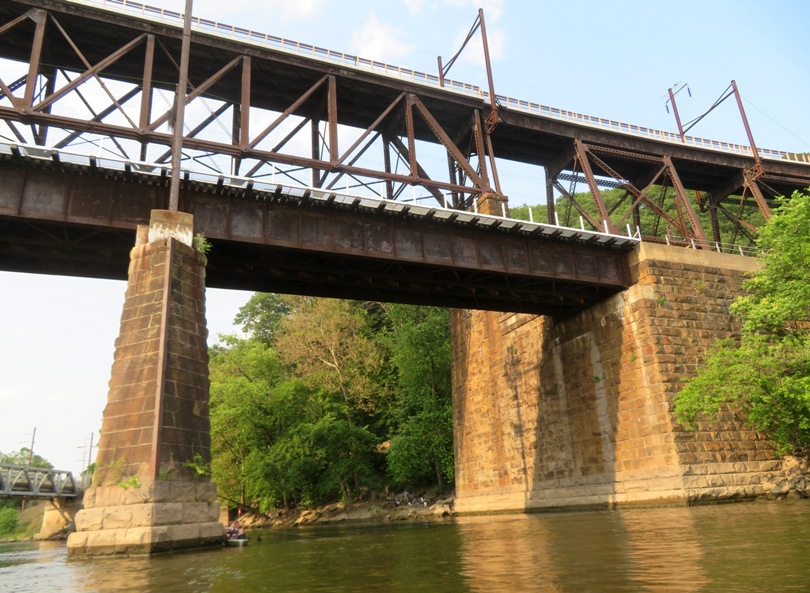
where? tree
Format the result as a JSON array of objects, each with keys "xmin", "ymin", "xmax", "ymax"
[
  {"xmin": 0, "ymin": 448, "xmax": 53, "ymax": 468},
  {"xmin": 675, "ymin": 190, "xmax": 810, "ymax": 455},
  {"xmin": 275, "ymin": 297, "xmax": 386, "ymax": 421},
  {"xmin": 208, "ymin": 336, "xmax": 287, "ymax": 509},
  {"xmin": 380, "ymin": 305, "xmax": 454, "ymax": 489},
  {"xmin": 0, "ymin": 508, "xmax": 17, "ymax": 535},
  {"xmin": 232, "ymin": 293, "xmax": 291, "ymax": 344},
  {"xmin": 209, "ymin": 295, "xmax": 456, "ymax": 511}
]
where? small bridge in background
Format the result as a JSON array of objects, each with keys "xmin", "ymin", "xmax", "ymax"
[{"xmin": 0, "ymin": 464, "xmax": 78, "ymax": 498}]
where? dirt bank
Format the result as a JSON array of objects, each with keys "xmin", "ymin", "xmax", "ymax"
[{"xmin": 238, "ymin": 494, "xmax": 456, "ymax": 529}]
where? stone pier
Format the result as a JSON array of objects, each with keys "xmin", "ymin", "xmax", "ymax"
[
  {"xmin": 67, "ymin": 210, "xmax": 223, "ymax": 556},
  {"xmin": 452, "ymin": 196, "xmax": 795, "ymax": 513}
]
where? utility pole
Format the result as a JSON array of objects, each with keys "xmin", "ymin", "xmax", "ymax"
[
  {"xmin": 666, "ymin": 83, "xmax": 690, "ymax": 141},
  {"xmin": 26, "ymin": 427, "xmax": 36, "ymax": 465},
  {"xmin": 21, "ymin": 427, "xmax": 36, "ymax": 512},
  {"xmin": 730, "ymin": 79, "xmax": 761, "ymax": 170}
]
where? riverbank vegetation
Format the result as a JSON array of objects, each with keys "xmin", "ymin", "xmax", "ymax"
[
  {"xmin": 0, "ymin": 448, "xmax": 52, "ymax": 540},
  {"xmin": 675, "ymin": 190, "xmax": 810, "ymax": 456},
  {"xmin": 209, "ymin": 297, "xmax": 453, "ymax": 514}
]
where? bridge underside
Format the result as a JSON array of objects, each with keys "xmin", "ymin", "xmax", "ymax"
[{"xmin": 0, "ymin": 155, "xmax": 634, "ymax": 317}]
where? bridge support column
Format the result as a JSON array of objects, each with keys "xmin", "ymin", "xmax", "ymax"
[
  {"xmin": 67, "ymin": 210, "xmax": 223, "ymax": 556},
  {"xmin": 452, "ymin": 243, "xmax": 794, "ymax": 512}
]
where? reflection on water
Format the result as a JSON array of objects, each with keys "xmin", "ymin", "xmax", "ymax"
[{"xmin": 1, "ymin": 501, "xmax": 809, "ymax": 592}]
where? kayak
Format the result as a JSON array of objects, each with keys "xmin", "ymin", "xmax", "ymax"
[{"xmin": 226, "ymin": 537, "xmax": 248, "ymax": 547}]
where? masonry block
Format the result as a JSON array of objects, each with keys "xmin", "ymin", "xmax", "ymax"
[{"xmin": 452, "ymin": 242, "xmax": 800, "ymax": 513}]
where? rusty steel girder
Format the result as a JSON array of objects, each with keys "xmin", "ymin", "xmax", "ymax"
[
  {"xmin": 1, "ymin": 0, "xmax": 810, "ymax": 266},
  {"xmin": 0, "ymin": 147, "xmax": 636, "ymax": 317},
  {"xmin": 0, "ymin": 1, "xmax": 498, "ymax": 210},
  {"xmin": 545, "ymin": 137, "xmax": 804, "ymax": 250}
]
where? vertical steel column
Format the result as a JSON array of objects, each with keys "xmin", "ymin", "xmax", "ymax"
[
  {"xmin": 231, "ymin": 106, "xmax": 242, "ymax": 175},
  {"xmin": 311, "ymin": 119, "xmax": 321, "ymax": 187},
  {"xmin": 168, "ymin": 0, "xmax": 193, "ymax": 212},
  {"xmin": 33, "ymin": 66, "xmax": 57, "ymax": 145},
  {"xmin": 383, "ymin": 136, "xmax": 394, "ymax": 200},
  {"xmin": 710, "ymin": 204, "xmax": 722, "ymax": 247},
  {"xmin": 472, "ymin": 110, "xmax": 489, "ymax": 187},
  {"xmin": 405, "ymin": 95, "xmax": 418, "ymax": 180},
  {"xmin": 232, "ymin": 55, "xmax": 251, "ymax": 176},
  {"xmin": 447, "ymin": 153, "xmax": 459, "ymax": 208},
  {"xmin": 544, "ymin": 168, "xmax": 555, "ymax": 225},
  {"xmin": 327, "ymin": 75, "xmax": 338, "ymax": 165},
  {"xmin": 240, "ymin": 55, "xmax": 251, "ymax": 146},
  {"xmin": 139, "ymin": 34, "xmax": 155, "ymax": 161}
]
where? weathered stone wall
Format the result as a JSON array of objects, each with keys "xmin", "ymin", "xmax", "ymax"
[
  {"xmin": 452, "ymin": 242, "xmax": 791, "ymax": 513},
  {"xmin": 68, "ymin": 210, "xmax": 222, "ymax": 556},
  {"xmin": 93, "ymin": 215, "xmax": 210, "ymax": 485},
  {"xmin": 68, "ymin": 482, "xmax": 222, "ymax": 555}
]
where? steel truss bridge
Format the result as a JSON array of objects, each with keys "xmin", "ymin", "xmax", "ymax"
[
  {"xmin": 0, "ymin": 0, "xmax": 809, "ymax": 315},
  {"xmin": 0, "ymin": 463, "xmax": 78, "ymax": 498}
]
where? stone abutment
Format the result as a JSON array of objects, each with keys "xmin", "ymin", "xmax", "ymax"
[{"xmin": 451, "ymin": 241, "xmax": 798, "ymax": 513}]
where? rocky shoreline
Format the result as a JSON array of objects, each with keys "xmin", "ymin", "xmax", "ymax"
[{"xmin": 238, "ymin": 494, "xmax": 456, "ymax": 530}]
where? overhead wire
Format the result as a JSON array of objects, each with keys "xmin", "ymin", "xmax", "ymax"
[
  {"xmin": 743, "ymin": 98, "xmax": 810, "ymax": 150},
  {"xmin": 682, "ymin": 84, "xmax": 734, "ymax": 135}
]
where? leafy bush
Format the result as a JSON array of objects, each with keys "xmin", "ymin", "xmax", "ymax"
[
  {"xmin": 0, "ymin": 507, "xmax": 18, "ymax": 535},
  {"xmin": 675, "ymin": 190, "xmax": 810, "ymax": 455}
]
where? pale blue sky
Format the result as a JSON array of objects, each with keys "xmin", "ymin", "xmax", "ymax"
[{"xmin": 1, "ymin": 0, "xmax": 808, "ymax": 473}]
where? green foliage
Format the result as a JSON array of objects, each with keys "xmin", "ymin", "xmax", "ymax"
[
  {"xmin": 309, "ymin": 414, "xmax": 381, "ymax": 504},
  {"xmin": 509, "ymin": 204, "xmax": 548, "ymax": 224},
  {"xmin": 184, "ymin": 453, "xmax": 210, "ymax": 479},
  {"xmin": 193, "ymin": 233, "xmax": 212, "ymax": 257},
  {"xmin": 117, "ymin": 476, "xmax": 141, "ymax": 490},
  {"xmin": 675, "ymin": 190, "xmax": 810, "ymax": 455},
  {"xmin": 0, "ymin": 448, "xmax": 53, "ymax": 468},
  {"xmin": 209, "ymin": 295, "xmax": 455, "ymax": 513},
  {"xmin": 381, "ymin": 305, "xmax": 454, "ymax": 488},
  {"xmin": 0, "ymin": 508, "xmax": 18, "ymax": 535},
  {"xmin": 387, "ymin": 407, "xmax": 454, "ymax": 488},
  {"xmin": 233, "ymin": 293, "xmax": 291, "ymax": 344},
  {"xmin": 276, "ymin": 297, "xmax": 386, "ymax": 419}
]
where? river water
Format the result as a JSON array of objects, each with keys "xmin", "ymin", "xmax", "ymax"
[{"xmin": 2, "ymin": 500, "xmax": 809, "ymax": 593}]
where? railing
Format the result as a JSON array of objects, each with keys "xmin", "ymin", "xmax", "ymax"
[
  {"xmin": 0, "ymin": 464, "xmax": 78, "ymax": 498},
  {"xmin": 62, "ymin": 0, "xmax": 810, "ymax": 167}
]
